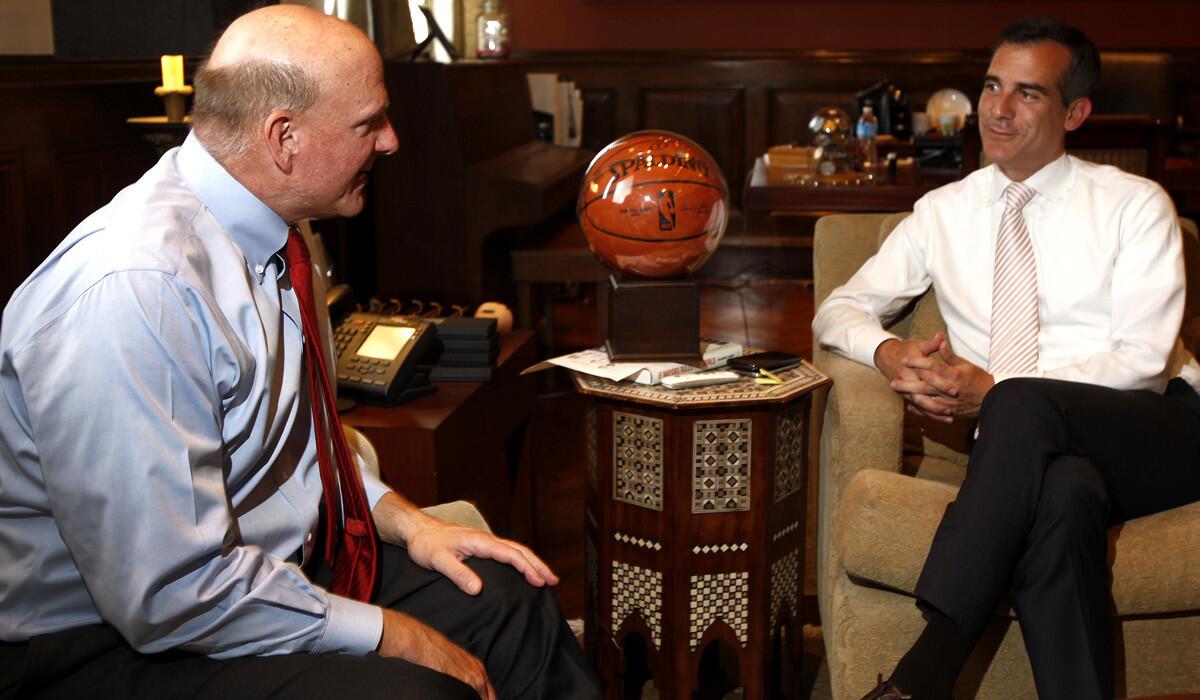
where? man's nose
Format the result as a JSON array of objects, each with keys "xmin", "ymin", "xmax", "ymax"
[
  {"xmin": 377, "ymin": 118, "xmax": 399, "ymax": 155},
  {"xmin": 991, "ymin": 91, "xmax": 1015, "ymax": 119}
]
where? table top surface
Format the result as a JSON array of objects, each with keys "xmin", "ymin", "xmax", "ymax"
[
  {"xmin": 573, "ymin": 359, "xmax": 829, "ymax": 409},
  {"xmin": 746, "ymin": 156, "xmax": 959, "ymax": 213},
  {"xmin": 340, "ymin": 330, "xmax": 535, "ymax": 430}
]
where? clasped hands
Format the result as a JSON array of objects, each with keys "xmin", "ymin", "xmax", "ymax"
[{"xmin": 873, "ymin": 331, "xmax": 994, "ymax": 423}]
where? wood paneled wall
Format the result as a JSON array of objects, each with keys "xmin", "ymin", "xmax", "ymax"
[
  {"xmin": 516, "ymin": 49, "xmax": 1200, "ymax": 205},
  {"xmin": 0, "ymin": 61, "xmax": 162, "ymax": 306},
  {"xmin": 3, "ymin": 48, "xmax": 1199, "ymax": 305}
]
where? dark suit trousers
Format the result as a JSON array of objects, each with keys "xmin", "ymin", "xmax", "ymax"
[
  {"xmin": 0, "ymin": 542, "xmax": 600, "ymax": 700},
  {"xmin": 914, "ymin": 377, "xmax": 1200, "ymax": 700}
]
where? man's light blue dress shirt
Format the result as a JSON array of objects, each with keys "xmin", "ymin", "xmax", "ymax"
[{"xmin": 0, "ymin": 133, "xmax": 387, "ymax": 657}]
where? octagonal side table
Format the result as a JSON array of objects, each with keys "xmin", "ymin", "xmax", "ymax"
[{"xmin": 574, "ymin": 362, "xmax": 830, "ymax": 699}]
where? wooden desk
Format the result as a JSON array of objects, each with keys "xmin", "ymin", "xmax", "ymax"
[
  {"xmin": 576, "ymin": 364, "xmax": 830, "ymax": 699},
  {"xmin": 745, "ymin": 156, "xmax": 957, "ymax": 216},
  {"xmin": 340, "ymin": 330, "xmax": 538, "ymax": 536}
]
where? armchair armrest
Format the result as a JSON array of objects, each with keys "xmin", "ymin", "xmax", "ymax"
[{"xmin": 815, "ymin": 348, "xmax": 903, "ymax": 614}]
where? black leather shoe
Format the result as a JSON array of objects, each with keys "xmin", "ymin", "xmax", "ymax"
[{"xmin": 859, "ymin": 674, "xmax": 912, "ymax": 700}]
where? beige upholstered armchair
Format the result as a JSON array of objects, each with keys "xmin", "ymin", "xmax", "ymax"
[{"xmin": 814, "ymin": 213, "xmax": 1200, "ymax": 699}]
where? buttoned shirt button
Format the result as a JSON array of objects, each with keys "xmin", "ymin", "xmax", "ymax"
[{"xmin": 255, "ymin": 264, "xmax": 265, "ymax": 275}]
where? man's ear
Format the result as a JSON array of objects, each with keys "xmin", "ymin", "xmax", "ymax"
[
  {"xmin": 1064, "ymin": 97, "xmax": 1092, "ymax": 133},
  {"xmin": 264, "ymin": 109, "xmax": 298, "ymax": 173}
]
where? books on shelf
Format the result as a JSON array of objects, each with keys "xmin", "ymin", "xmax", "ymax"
[
  {"xmin": 526, "ymin": 72, "xmax": 582, "ymax": 148},
  {"xmin": 522, "ymin": 339, "xmax": 744, "ymax": 386}
]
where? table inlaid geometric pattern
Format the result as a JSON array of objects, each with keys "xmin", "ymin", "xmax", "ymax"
[
  {"xmin": 586, "ymin": 400, "xmax": 598, "ymax": 491},
  {"xmin": 770, "ymin": 548, "xmax": 800, "ymax": 636},
  {"xmin": 688, "ymin": 571, "xmax": 750, "ymax": 650},
  {"xmin": 613, "ymin": 411, "xmax": 664, "ymax": 510},
  {"xmin": 614, "ymin": 531, "xmax": 663, "ymax": 551},
  {"xmin": 774, "ymin": 402, "xmax": 806, "ymax": 502},
  {"xmin": 613, "ymin": 561, "xmax": 664, "ymax": 649},
  {"xmin": 692, "ymin": 419, "xmax": 751, "ymax": 513}
]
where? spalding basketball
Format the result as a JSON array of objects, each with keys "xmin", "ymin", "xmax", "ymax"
[{"xmin": 577, "ymin": 131, "xmax": 729, "ymax": 278}]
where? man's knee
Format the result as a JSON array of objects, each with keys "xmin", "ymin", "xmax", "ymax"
[
  {"xmin": 468, "ymin": 557, "xmax": 554, "ymax": 618},
  {"xmin": 981, "ymin": 378, "xmax": 1061, "ymax": 422},
  {"xmin": 1037, "ymin": 455, "xmax": 1110, "ymax": 531}
]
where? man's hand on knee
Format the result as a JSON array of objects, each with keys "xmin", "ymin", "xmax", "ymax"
[
  {"xmin": 377, "ymin": 609, "xmax": 496, "ymax": 700},
  {"xmin": 406, "ymin": 520, "xmax": 558, "ymax": 596}
]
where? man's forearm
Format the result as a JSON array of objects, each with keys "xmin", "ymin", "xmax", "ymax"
[{"xmin": 372, "ymin": 491, "xmax": 439, "ymax": 546}]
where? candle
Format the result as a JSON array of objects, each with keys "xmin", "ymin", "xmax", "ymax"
[{"xmin": 160, "ymin": 55, "xmax": 184, "ymax": 92}]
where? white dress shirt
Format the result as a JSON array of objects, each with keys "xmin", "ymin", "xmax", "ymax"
[
  {"xmin": 0, "ymin": 134, "xmax": 389, "ymax": 657},
  {"xmin": 813, "ymin": 154, "xmax": 1200, "ymax": 394}
]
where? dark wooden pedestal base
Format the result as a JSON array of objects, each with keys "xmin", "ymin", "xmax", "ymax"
[{"xmin": 606, "ymin": 274, "xmax": 700, "ymax": 362}]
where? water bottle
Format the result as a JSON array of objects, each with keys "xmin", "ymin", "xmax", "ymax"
[{"xmin": 856, "ymin": 105, "xmax": 879, "ymax": 169}]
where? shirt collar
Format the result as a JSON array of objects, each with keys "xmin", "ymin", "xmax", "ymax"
[
  {"xmin": 176, "ymin": 132, "xmax": 289, "ymax": 282},
  {"xmin": 986, "ymin": 152, "xmax": 1074, "ymax": 207}
]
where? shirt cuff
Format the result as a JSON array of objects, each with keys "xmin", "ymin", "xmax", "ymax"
[
  {"xmin": 362, "ymin": 471, "xmax": 392, "ymax": 511},
  {"xmin": 315, "ymin": 595, "xmax": 384, "ymax": 655},
  {"xmin": 857, "ymin": 328, "xmax": 902, "ymax": 369}
]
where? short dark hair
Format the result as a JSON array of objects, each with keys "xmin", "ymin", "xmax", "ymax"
[{"xmin": 995, "ymin": 18, "xmax": 1100, "ymax": 107}]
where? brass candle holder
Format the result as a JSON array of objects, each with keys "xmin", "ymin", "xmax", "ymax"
[
  {"xmin": 154, "ymin": 84, "xmax": 194, "ymax": 123},
  {"xmin": 126, "ymin": 55, "xmax": 193, "ymax": 155},
  {"xmin": 154, "ymin": 55, "xmax": 192, "ymax": 123}
]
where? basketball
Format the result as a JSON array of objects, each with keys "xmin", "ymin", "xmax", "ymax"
[{"xmin": 577, "ymin": 131, "xmax": 729, "ymax": 278}]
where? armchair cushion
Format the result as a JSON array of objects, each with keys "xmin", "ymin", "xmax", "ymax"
[{"xmin": 838, "ymin": 470, "xmax": 1200, "ymax": 616}]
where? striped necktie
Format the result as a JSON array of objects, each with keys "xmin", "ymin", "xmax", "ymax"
[{"xmin": 988, "ymin": 182, "xmax": 1039, "ymax": 376}]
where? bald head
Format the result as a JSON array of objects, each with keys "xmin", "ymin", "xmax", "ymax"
[
  {"xmin": 208, "ymin": 5, "xmax": 369, "ymax": 73},
  {"xmin": 192, "ymin": 5, "xmax": 378, "ymax": 161}
]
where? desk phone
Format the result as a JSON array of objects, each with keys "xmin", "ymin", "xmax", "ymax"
[{"xmin": 334, "ymin": 312, "xmax": 435, "ymax": 404}]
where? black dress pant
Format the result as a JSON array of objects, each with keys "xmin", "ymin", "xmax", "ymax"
[
  {"xmin": 0, "ymin": 542, "xmax": 600, "ymax": 699},
  {"xmin": 914, "ymin": 377, "xmax": 1200, "ymax": 700}
]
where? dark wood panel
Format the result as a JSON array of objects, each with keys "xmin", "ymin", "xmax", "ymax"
[
  {"xmin": 580, "ymin": 87, "xmax": 616, "ymax": 153},
  {"xmin": 0, "ymin": 154, "xmax": 28, "ymax": 299},
  {"xmin": 640, "ymin": 87, "xmax": 745, "ymax": 202},
  {"xmin": 0, "ymin": 62, "xmax": 161, "ymax": 306}
]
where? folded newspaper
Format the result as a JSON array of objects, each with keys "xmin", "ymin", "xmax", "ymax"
[{"xmin": 521, "ymin": 339, "xmax": 743, "ymax": 386}]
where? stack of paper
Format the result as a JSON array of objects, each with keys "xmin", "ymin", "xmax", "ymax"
[{"xmin": 522, "ymin": 339, "xmax": 744, "ymax": 386}]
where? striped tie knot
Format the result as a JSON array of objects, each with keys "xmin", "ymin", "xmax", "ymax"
[{"xmin": 1004, "ymin": 180, "xmax": 1036, "ymax": 211}]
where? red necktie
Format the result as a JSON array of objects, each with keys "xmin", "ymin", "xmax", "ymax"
[{"xmin": 286, "ymin": 226, "xmax": 378, "ymax": 601}]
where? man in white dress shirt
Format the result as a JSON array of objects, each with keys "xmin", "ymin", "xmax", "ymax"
[{"xmin": 814, "ymin": 19, "xmax": 1200, "ymax": 700}]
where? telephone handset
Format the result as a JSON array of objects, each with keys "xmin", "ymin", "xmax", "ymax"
[{"xmin": 333, "ymin": 311, "xmax": 437, "ymax": 404}]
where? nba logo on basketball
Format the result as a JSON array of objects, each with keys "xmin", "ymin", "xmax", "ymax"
[{"xmin": 657, "ymin": 190, "xmax": 676, "ymax": 231}]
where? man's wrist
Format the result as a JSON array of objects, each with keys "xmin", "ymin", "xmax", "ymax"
[{"xmin": 873, "ymin": 338, "xmax": 899, "ymax": 374}]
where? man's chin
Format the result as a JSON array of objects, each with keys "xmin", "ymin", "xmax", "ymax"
[{"xmin": 335, "ymin": 193, "xmax": 367, "ymax": 219}]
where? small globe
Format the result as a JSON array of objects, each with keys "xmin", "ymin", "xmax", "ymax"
[
  {"xmin": 577, "ymin": 130, "xmax": 729, "ymax": 279},
  {"xmin": 808, "ymin": 107, "xmax": 853, "ymax": 147}
]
